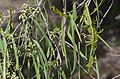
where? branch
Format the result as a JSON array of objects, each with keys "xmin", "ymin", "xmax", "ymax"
[{"xmin": 98, "ymin": 0, "xmax": 114, "ymax": 28}]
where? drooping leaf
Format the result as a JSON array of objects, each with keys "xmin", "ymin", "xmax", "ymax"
[
  {"xmin": 50, "ymin": 5, "xmax": 68, "ymax": 18},
  {"xmin": 72, "ymin": 2, "xmax": 78, "ymax": 21}
]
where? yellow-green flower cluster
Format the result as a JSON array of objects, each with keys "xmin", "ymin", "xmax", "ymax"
[
  {"xmin": 19, "ymin": 3, "xmax": 39, "ymax": 21},
  {"xmin": 0, "ymin": 12, "xmax": 6, "ymax": 25},
  {"xmin": 49, "ymin": 28, "xmax": 61, "ymax": 40},
  {"xmin": 7, "ymin": 72, "xmax": 19, "ymax": 79}
]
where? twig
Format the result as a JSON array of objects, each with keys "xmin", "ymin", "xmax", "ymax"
[
  {"xmin": 107, "ymin": 53, "xmax": 120, "ymax": 56},
  {"xmin": 112, "ymin": 74, "xmax": 120, "ymax": 79},
  {"xmin": 77, "ymin": 0, "xmax": 86, "ymax": 8},
  {"xmin": 98, "ymin": 0, "xmax": 114, "ymax": 28},
  {"xmin": 77, "ymin": 62, "xmax": 95, "ymax": 79},
  {"xmin": 42, "ymin": 2, "xmax": 62, "ymax": 64},
  {"xmin": 12, "ymin": 21, "xmax": 22, "ymax": 34},
  {"xmin": 77, "ymin": 0, "xmax": 91, "ymax": 9},
  {"xmin": 65, "ymin": 41, "xmax": 74, "ymax": 48},
  {"xmin": 39, "ymin": 36, "xmax": 45, "ymax": 43}
]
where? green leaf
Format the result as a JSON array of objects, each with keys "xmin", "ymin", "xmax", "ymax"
[
  {"xmin": 50, "ymin": 5, "xmax": 68, "ymax": 18},
  {"xmin": 69, "ymin": 13, "xmax": 77, "ymax": 74},
  {"xmin": 97, "ymin": 34, "xmax": 113, "ymax": 50},
  {"xmin": 83, "ymin": 2, "xmax": 92, "ymax": 26},
  {"xmin": 47, "ymin": 45, "xmax": 50, "ymax": 58},
  {"xmin": 62, "ymin": 70, "xmax": 66, "ymax": 79},
  {"xmin": 32, "ymin": 39, "xmax": 49, "ymax": 79},
  {"xmin": 0, "ymin": 39, "xmax": 4, "ymax": 53},
  {"xmin": 88, "ymin": 27, "xmax": 92, "ymax": 34},
  {"xmin": 61, "ymin": 19, "xmax": 68, "ymax": 68},
  {"xmin": 32, "ymin": 54, "xmax": 40, "ymax": 79},
  {"xmin": 33, "ymin": 19, "xmax": 46, "ymax": 36},
  {"xmin": 12, "ymin": 36, "xmax": 19, "ymax": 70},
  {"xmin": 73, "ymin": 2, "xmax": 78, "ymax": 21},
  {"xmin": 79, "ymin": 50, "xmax": 87, "ymax": 60},
  {"xmin": 92, "ymin": 42, "xmax": 97, "ymax": 51},
  {"xmin": 70, "ymin": 13, "xmax": 82, "ymax": 42},
  {"xmin": 86, "ymin": 56, "xmax": 94, "ymax": 68}
]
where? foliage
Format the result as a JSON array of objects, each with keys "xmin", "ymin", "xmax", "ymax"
[{"xmin": 0, "ymin": 0, "xmax": 113, "ymax": 79}]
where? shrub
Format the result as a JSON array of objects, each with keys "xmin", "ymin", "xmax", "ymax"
[{"xmin": 0, "ymin": 0, "xmax": 113, "ymax": 79}]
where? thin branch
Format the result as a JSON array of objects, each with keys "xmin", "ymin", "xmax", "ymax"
[
  {"xmin": 98, "ymin": 0, "xmax": 114, "ymax": 28},
  {"xmin": 42, "ymin": 2, "xmax": 62, "ymax": 64},
  {"xmin": 13, "ymin": 21, "xmax": 22, "ymax": 34},
  {"xmin": 112, "ymin": 74, "xmax": 120, "ymax": 79},
  {"xmin": 39, "ymin": 36, "xmax": 45, "ymax": 43},
  {"xmin": 77, "ymin": 62, "xmax": 95, "ymax": 79},
  {"xmin": 65, "ymin": 41, "xmax": 74, "ymax": 48},
  {"xmin": 77, "ymin": 0, "xmax": 86, "ymax": 8}
]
